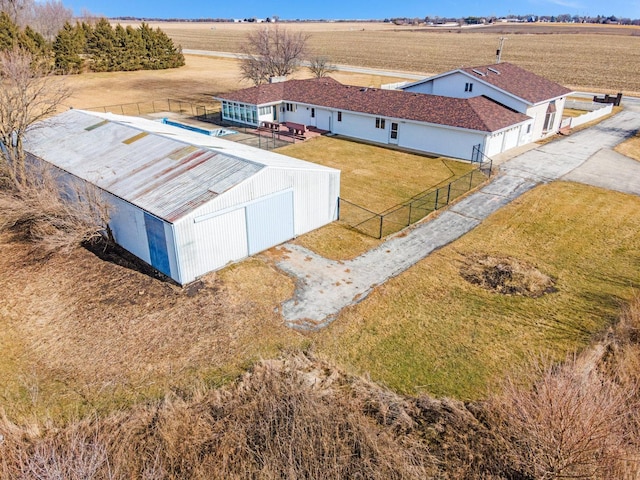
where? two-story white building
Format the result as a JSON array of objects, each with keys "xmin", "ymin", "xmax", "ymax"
[{"xmin": 400, "ymin": 62, "xmax": 572, "ymax": 155}]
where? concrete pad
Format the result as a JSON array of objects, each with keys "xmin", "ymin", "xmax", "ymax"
[{"xmin": 563, "ymin": 149, "xmax": 640, "ymax": 196}]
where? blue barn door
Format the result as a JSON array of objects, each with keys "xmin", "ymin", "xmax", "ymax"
[{"xmin": 144, "ymin": 212, "xmax": 171, "ymax": 276}]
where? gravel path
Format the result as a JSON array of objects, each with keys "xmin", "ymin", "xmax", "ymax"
[{"xmin": 274, "ymin": 108, "xmax": 640, "ymax": 330}]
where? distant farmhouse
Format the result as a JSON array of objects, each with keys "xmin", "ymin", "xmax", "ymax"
[
  {"xmin": 216, "ymin": 62, "xmax": 571, "ymax": 161},
  {"xmin": 24, "ymin": 110, "xmax": 339, "ymax": 284}
]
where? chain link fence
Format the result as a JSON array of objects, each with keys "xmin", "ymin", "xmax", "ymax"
[{"xmin": 339, "ymin": 159, "xmax": 492, "ymax": 238}]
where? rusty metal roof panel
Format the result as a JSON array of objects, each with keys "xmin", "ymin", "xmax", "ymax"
[{"xmin": 23, "ymin": 110, "xmax": 265, "ymax": 222}]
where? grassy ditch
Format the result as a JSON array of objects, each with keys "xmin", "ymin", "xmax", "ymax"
[{"xmin": 315, "ymin": 182, "xmax": 640, "ymax": 399}]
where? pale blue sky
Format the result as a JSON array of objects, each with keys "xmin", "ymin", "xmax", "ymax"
[{"xmin": 63, "ymin": 0, "xmax": 640, "ymax": 20}]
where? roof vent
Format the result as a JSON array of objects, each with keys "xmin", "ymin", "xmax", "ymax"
[
  {"xmin": 487, "ymin": 67, "xmax": 501, "ymax": 75},
  {"xmin": 472, "ymin": 69, "xmax": 486, "ymax": 76}
]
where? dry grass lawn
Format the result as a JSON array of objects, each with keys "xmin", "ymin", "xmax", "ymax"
[
  {"xmin": 314, "ymin": 182, "xmax": 640, "ymax": 399},
  {"xmin": 0, "ymin": 238, "xmax": 306, "ymax": 421},
  {"xmin": 276, "ymin": 137, "xmax": 475, "ymax": 212},
  {"xmin": 615, "ymin": 131, "xmax": 640, "ymax": 161}
]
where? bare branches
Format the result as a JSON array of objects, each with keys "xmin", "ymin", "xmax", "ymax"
[
  {"xmin": 0, "ymin": 0, "xmax": 71, "ymax": 39},
  {"xmin": 308, "ymin": 55, "xmax": 336, "ymax": 78},
  {"xmin": 0, "ymin": 163, "xmax": 111, "ymax": 255},
  {"xmin": 488, "ymin": 354, "xmax": 640, "ymax": 479},
  {"xmin": 240, "ymin": 25, "xmax": 309, "ymax": 85},
  {"xmin": 0, "ymin": 46, "xmax": 70, "ymax": 188}
]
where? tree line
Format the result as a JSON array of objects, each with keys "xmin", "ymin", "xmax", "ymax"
[{"xmin": 0, "ymin": 12, "xmax": 185, "ymax": 74}]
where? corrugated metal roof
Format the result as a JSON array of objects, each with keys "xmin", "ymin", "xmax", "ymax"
[{"xmin": 23, "ymin": 109, "xmax": 269, "ymax": 222}]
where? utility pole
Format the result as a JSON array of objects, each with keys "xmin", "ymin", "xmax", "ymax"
[{"xmin": 496, "ymin": 36, "xmax": 507, "ymax": 63}]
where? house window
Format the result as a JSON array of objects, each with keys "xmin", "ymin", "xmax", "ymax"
[
  {"xmin": 465, "ymin": 82, "xmax": 473, "ymax": 92},
  {"xmin": 375, "ymin": 117, "xmax": 386, "ymax": 129},
  {"xmin": 258, "ymin": 106, "xmax": 271, "ymax": 115},
  {"xmin": 311, "ymin": 108, "xmax": 315, "ymax": 118},
  {"xmin": 285, "ymin": 103, "xmax": 297, "ymax": 112},
  {"xmin": 390, "ymin": 122, "xmax": 398, "ymax": 139},
  {"xmin": 543, "ymin": 101, "xmax": 557, "ymax": 132},
  {"xmin": 337, "ymin": 111, "xmax": 342, "ymax": 122},
  {"xmin": 526, "ymin": 124, "xmax": 532, "ymax": 134}
]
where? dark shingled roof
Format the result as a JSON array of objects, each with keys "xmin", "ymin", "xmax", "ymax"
[
  {"xmin": 460, "ymin": 62, "xmax": 572, "ymax": 104},
  {"xmin": 217, "ymin": 77, "xmax": 530, "ymax": 133}
]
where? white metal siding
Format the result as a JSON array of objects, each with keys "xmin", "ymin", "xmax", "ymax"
[
  {"xmin": 108, "ymin": 195, "xmax": 151, "ymax": 265},
  {"xmin": 246, "ymin": 190, "xmax": 294, "ymax": 254},
  {"xmin": 188, "ymin": 208, "xmax": 248, "ymax": 282},
  {"xmin": 404, "ymin": 73, "xmax": 530, "ymax": 114},
  {"xmin": 398, "ymin": 123, "xmax": 488, "ymax": 160},
  {"xmin": 332, "ymin": 111, "xmax": 390, "ymax": 144}
]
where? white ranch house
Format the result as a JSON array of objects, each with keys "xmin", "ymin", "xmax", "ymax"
[
  {"xmin": 216, "ymin": 63, "xmax": 571, "ymax": 161},
  {"xmin": 24, "ymin": 110, "xmax": 340, "ymax": 285}
]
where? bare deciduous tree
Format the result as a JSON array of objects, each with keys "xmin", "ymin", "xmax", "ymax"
[
  {"xmin": 31, "ymin": 0, "xmax": 73, "ymax": 41},
  {"xmin": 240, "ymin": 25, "xmax": 309, "ymax": 86},
  {"xmin": 0, "ymin": 0, "xmax": 29, "ymax": 25},
  {"xmin": 1, "ymin": 0, "xmax": 72, "ymax": 40},
  {"xmin": 0, "ymin": 47, "xmax": 111, "ymax": 254},
  {"xmin": 0, "ymin": 46, "xmax": 69, "ymax": 189},
  {"xmin": 308, "ymin": 55, "xmax": 336, "ymax": 78}
]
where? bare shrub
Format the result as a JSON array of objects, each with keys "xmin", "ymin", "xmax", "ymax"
[
  {"xmin": 0, "ymin": 163, "xmax": 111, "ymax": 254},
  {"xmin": 487, "ymin": 355, "xmax": 640, "ymax": 479}
]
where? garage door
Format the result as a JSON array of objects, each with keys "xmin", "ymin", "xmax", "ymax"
[
  {"xmin": 246, "ymin": 191, "xmax": 294, "ymax": 254},
  {"xmin": 502, "ymin": 126, "xmax": 520, "ymax": 152},
  {"xmin": 194, "ymin": 208, "xmax": 248, "ymax": 273}
]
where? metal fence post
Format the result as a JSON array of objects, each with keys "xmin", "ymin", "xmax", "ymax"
[
  {"xmin": 379, "ymin": 215, "xmax": 383, "ymax": 239},
  {"xmin": 434, "ymin": 188, "xmax": 439, "ymax": 210},
  {"xmin": 469, "ymin": 169, "xmax": 474, "ymax": 190},
  {"xmin": 447, "ymin": 183, "xmax": 451, "ymax": 205},
  {"xmin": 408, "ymin": 202, "xmax": 412, "ymax": 225}
]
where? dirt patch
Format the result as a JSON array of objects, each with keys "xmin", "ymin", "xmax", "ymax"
[{"xmin": 460, "ymin": 254, "xmax": 557, "ymax": 297}]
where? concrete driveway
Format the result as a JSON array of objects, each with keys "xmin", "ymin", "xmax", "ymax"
[{"xmin": 274, "ymin": 107, "xmax": 640, "ymax": 330}]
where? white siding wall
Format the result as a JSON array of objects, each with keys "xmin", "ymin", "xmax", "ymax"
[
  {"xmin": 405, "ymin": 81, "xmax": 434, "ymax": 94},
  {"xmin": 281, "ymin": 104, "xmax": 315, "ymax": 126},
  {"xmin": 332, "ymin": 111, "xmax": 391, "ymax": 144},
  {"xmin": 404, "ymin": 73, "xmax": 529, "ymax": 113},
  {"xmin": 173, "ymin": 168, "xmax": 339, "ymax": 283},
  {"xmin": 397, "ymin": 122, "xmax": 488, "ymax": 160}
]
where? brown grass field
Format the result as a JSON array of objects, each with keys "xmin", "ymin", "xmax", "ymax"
[
  {"xmin": 2, "ymin": 22, "xmax": 640, "ymax": 426},
  {"xmin": 116, "ymin": 21, "xmax": 640, "ymax": 95}
]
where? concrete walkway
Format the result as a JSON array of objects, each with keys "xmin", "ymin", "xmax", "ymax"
[{"xmin": 274, "ymin": 109, "xmax": 640, "ymax": 330}]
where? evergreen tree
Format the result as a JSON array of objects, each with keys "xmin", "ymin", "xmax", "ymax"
[
  {"xmin": 123, "ymin": 25, "xmax": 144, "ymax": 70},
  {"xmin": 139, "ymin": 22, "xmax": 184, "ymax": 70},
  {"xmin": 0, "ymin": 11, "xmax": 20, "ymax": 51},
  {"xmin": 20, "ymin": 25, "xmax": 48, "ymax": 59},
  {"xmin": 86, "ymin": 18, "xmax": 116, "ymax": 72},
  {"xmin": 53, "ymin": 21, "xmax": 85, "ymax": 74}
]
